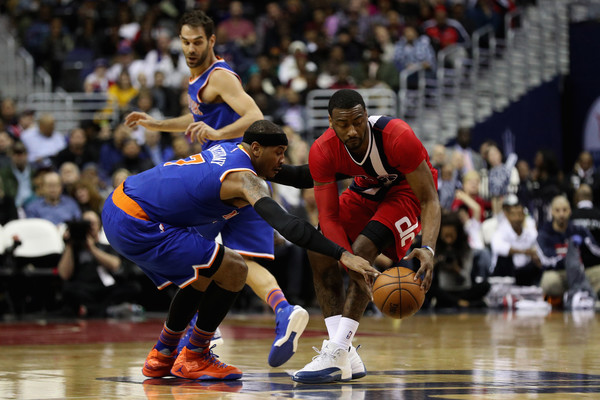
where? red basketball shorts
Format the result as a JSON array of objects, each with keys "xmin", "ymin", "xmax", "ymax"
[{"xmin": 338, "ymin": 187, "xmax": 421, "ymax": 261}]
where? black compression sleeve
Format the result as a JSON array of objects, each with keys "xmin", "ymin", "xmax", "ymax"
[
  {"xmin": 253, "ymin": 197, "xmax": 345, "ymax": 260},
  {"xmin": 268, "ymin": 164, "xmax": 314, "ymax": 188}
]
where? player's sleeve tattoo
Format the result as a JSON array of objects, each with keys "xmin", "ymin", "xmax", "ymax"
[{"xmin": 241, "ymin": 172, "xmax": 271, "ymax": 204}]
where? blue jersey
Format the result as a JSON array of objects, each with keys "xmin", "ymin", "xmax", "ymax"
[
  {"xmin": 123, "ymin": 143, "xmax": 253, "ymax": 228},
  {"xmin": 187, "ymin": 59, "xmax": 241, "ymax": 151}
]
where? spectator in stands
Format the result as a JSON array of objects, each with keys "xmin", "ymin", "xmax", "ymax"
[
  {"xmin": 106, "ymin": 40, "xmax": 148, "ymax": 89},
  {"xmin": 24, "ymin": 171, "xmax": 81, "ymax": 225},
  {"xmin": 105, "ymin": 70, "xmax": 139, "ymax": 120},
  {"xmin": 151, "ymin": 70, "xmax": 181, "ymax": 119},
  {"xmin": 448, "ymin": 126, "xmax": 486, "ymax": 177},
  {"xmin": 40, "ymin": 16, "xmax": 74, "ymax": 90},
  {"xmin": 9, "ymin": 109, "xmax": 36, "ymax": 139},
  {"xmin": 170, "ymin": 135, "xmax": 192, "ymax": 160},
  {"xmin": 57, "ymin": 210, "xmax": 141, "ymax": 318},
  {"xmin": 570, "ymin": 184, "xmax": 600, "ymax": 297},
  {"xmin": 143, "ymin": 130, "xmax": 173, "ymax": 167},
  {"xmin": 537, "ymin": 195, "xmax": 599, "ymax": 305},
  {"xmin": 530, "ymin": 149, "xmax": 567, "ymax": 226},
  {"xmin": 351, "ymin": 44, "xmax": 399, "ymax": 91},
  {"xmin": 452, "ymin": 170, "xmax": 491, "ymax": 222},
  {"xmin": 0, "ymin": 141, "xmax": 35, "ymax": 210},
  {"xmin": 111, "ymin": 168, "xmax": 131, "ymax": 190},
  {"xmin": 486, "ymin": 142, "xmax": 519, "ymax": 215},
  {"xmin": 421, "ymin": 4, "xmax": 471, "ymax": 52},
  {"xmin": 83, "ymin": 58, "xmax": 110, "ymax": 94},
  {"xmin": 20, "ymin": 113, "xmax": 67, "ymax": 168},
  {"xmin": 70, "ymin": 179, "xmax": 104, "ymax": 215},
  {"xmin": 426, "ymin": 211, "xmax": 490, "ymax": 309},
  {"xmin": 371, "ymin": 24, "xmax": 396, "ymax": 64},
  {"xmin": 0, "ymin": 131, "xmax": 14, "ymax": 168},
  {"xmin": 393, "ymin": 26, "xmax": 437, "ymax": 88},
  {"xmin": 53, "ymin": 127, "xmax": 97, "ymax": 170},
  {"xmin": 278, "ymin": 41, "xmax": 318, "ymax": 88},
  {"xmin": 1, "ymin": 98, "xmax": 19, "ymax": 135},
  {"xmin": 490, "ymin": 194, "xmax": 542, "ymax": 286},
  {"xmin": 112, "ymin": 138, "xmax": 153, "ymax": 175},
  {"xmin": 516, "ymin": 159, "xmax": 534, "ymax": 214},
  {"xmin": 58, "ymin": 161, "xmax": 81, "ymax": 196},
  {"xmin": 568, "ymin": 151, "xmax": 600, "ymax": 206},
  {"xmin": 217, "ymin": 1, "xmax": 257, "ymax": 53},
  {"xmin": 99, "ymin": 124, "xmax": 131, "ymax": 179},
  {"xmin": 128, "ymin": 89, "xmax": 164, "ymax": 145},
  {"xmin": 0, "ymin": 175, "xmax": 18, "ymax": 225}
]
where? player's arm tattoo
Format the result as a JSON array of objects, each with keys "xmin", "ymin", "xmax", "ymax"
[{"xmin": 241, "ymin": 172, "xmax": 271, "ymax": 205}]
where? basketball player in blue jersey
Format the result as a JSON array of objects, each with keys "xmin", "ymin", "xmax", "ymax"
[
  {"xmin": 124, "ymin": 10, "xmax": 308, "ymax": 367},
  {"xmin": 101, "ymin": 120, "xmax": 378, "ymax": 380}
]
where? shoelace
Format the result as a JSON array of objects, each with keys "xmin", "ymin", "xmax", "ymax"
[
  {"xmin": 201, "ymin": 344, "xmax": 227, "ymax": 369},
  {"xmin": 309, "ymin": 346, "xmax": 338, "ymax": 362}
]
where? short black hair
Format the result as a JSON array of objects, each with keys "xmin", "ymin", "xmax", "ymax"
[
  {"xmin": 246, "ymin": 120, "xmax": 284, "ymax": 135},
  {"xmin": 179, "ymin": 10, "xmax": 214, "ymax": 38},
  {"xmin": 328, "ymin": 89, "xmax": 366, "ymax": 115}
]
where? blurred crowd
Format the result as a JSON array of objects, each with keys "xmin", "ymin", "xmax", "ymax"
[{"xmin": 8, "ymin": 0, "xmax": 596, "ymax": 320}]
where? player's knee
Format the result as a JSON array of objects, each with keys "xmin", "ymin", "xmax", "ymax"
[{"xmin": 220, "ymin": 250, "xmax": 247, "ymax": 291}]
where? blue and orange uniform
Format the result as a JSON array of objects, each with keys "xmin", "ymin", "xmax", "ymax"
[
  {"xmin": 101, "ymin": 143, "xmax": 267, "ymax": 289},
  {"xmin": 186, "ymin": 58, "xmax": 274, "ymax": 261}
]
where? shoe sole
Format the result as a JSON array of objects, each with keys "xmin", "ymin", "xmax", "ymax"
[
  {"xmin": 268, "ymin": 307, "xmax": 309, "ymax": 367},
  {"xmin": 292, "ymin": 367, "xmax": 351, "ymax": 384},
  {"xmin": 171, "ymin": 370, "xmax": 242, "ymax": 380},
  {"xmin": 141, "ymin": 368, "xmax": 172, "ymax": 378}
]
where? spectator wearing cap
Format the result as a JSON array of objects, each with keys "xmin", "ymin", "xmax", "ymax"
[
  {"xmin": 106, "ymin": 40, "xmax": 149, "ymax": 88},
  {"xmin": 24, "ymin": 171, "xmax": 81, "ymax": 225},
  {"xmin": 490, "ymin": 194, "xmax": 542, "ymax": 286},
  {"xmin": 0, "ymin": 141, "xmax": 36, "ymax": 210},
  {"xmin": 20, "ymin": 113, "xmax": 67, "ymax": 167},
  {"xmin": 83, "ymin": 59, "xmax": 110, "ymax": 93},
  {"xmin": 278, "ymin": 41, "xmax": 318, "ymax": 88}
]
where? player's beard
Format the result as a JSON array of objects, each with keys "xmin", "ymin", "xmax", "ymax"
[
  {"xmin": 185, "ymin": 45, "xmax": 210, "ymax": 69},
  {"xmin": 344, "ymin": 136, "xmax": 363, "ymax": 152}
]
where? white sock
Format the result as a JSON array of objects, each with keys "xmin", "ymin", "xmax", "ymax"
[
  {"xmin": 331, "ymin": 317, "xmax": 359, "ymax": 350},
  {"xmin": 324, "ymin": 315, "xmax": 341, "ymax": 340}
]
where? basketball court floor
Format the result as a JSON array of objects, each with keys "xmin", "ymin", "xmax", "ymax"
[{"xmin": 1, "ymin": 309, "xmax": 600, "ymax": 399}]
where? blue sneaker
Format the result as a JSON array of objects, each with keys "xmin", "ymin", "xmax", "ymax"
[
  {"xmin": 268, "ymin": 305, "xmax": 309, "ymax": 367},
  {"xmin": 177, "ymin": 313, "xmax": 223, "ymax": 353}
]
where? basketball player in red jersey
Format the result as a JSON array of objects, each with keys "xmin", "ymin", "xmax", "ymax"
[{"xmin": 293, "ymin": 89, "xmax": 441, "ymax": 383}]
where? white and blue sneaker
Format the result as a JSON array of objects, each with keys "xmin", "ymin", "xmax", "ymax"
[
  {"xmin": 177, "ymin": 313, "xmax": 224, "ymax": 354},
  {"xmin": 268, "ymin": 305, "xmax": 309, "ymax": 367},
  {"xmin": 349, "ymin": 344, "xmax": 366, "ymax": 379},
  {"xmin": 292, "ymin": 340, "xmax": 352, "ymax": 383}
]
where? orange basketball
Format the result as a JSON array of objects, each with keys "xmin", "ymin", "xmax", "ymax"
[{"xmin": 372, "ymin": 266, "xmax": 425, "ymax": 319}]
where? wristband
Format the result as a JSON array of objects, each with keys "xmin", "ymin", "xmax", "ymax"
[{"xmin": 422, "ymin": 245, "xmax": 435, "ymax": 257}]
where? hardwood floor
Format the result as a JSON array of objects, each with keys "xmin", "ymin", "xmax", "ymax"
[{"xmin": 1, "ymin": 309, "xmax": 599, "ymax": 399}]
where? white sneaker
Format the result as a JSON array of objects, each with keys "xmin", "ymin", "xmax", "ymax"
[
  {"xmin": 292, "ymin": 340, "xmax": 351, "ymax": 383},
  {"xmin": 571, "ymin": 291, "xmax": 595, "ymax": 310},
  {"xmin": 211, "ymin": 327, "xmax": 224, "ymax": 346},
  {"xmin": 348, "ymin": 344, "xmax": 366, "ymax": 379}
]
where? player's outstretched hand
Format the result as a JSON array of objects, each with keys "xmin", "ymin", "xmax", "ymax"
[
  {"xmin": 124, "ymin": 112, "xmax": 157, "ymax": 130},
  {"xmin": 340, "ymin": 251, "xmax": 380, "ymax": 299},
  {"xmin": 403, "ymin": 248, "xmax": 434, "ymax": 292}
]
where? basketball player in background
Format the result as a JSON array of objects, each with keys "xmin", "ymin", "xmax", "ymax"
[
  {"xmin": 293, "ymin": 89, "xmax": 441, "ymax": 383},
  {"xmin": 124, "ymin": 10, "xmax": 306, "ymax": 368}
]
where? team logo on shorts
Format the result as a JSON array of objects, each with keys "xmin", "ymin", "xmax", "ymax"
[
  {"xmin": 378, "ymin": 174, "xmax": 398, "ymax": 185},
  {"xmin": 222, "ymin": 210, "xmax": 239, "ymax": 220}
]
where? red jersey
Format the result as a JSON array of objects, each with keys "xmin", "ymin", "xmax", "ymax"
[
  {"xmin": 309, "ymin": 115, "xmax": 437, "ymax": 252},
  {"xmin": 309, "ymin": 115, "xmax": 435, "ymax": 201}
]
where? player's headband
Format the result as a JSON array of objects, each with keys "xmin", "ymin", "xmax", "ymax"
[{"xmin": 242, "ymin": 131, "xmax": 288, "ymax": 147}]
